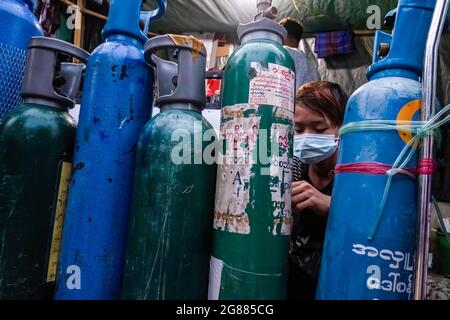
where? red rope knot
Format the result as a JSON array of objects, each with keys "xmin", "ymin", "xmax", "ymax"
[{"xmin": 416, "ymin": 158, "xmax": 436, "ymax": 175}]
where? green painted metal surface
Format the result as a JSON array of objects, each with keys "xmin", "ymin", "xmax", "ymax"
[
  {"xmin": 209, "ymin": 38, "xmax": 295, "ymax": 300},
  {"xmin": 122, "ymin": 109, "xmax": 217, "ymax": 300},
  {"xmin": 0, "ymin": 103, "xmax": 76, "ymax": 299}
]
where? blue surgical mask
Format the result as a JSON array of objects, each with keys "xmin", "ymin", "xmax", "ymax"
[{"xmin": 294, "ymin": 133, "xmax": 339, "ymax": 165}]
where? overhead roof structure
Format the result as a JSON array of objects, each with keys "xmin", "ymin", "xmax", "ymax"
[{"xmin": 145, "ymin": 0, "xmax": 450, "ymax": 34}]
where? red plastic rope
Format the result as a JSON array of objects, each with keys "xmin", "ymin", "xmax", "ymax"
[
  {"xmin": 417, "ymin": 158, "xmax": 436, "ymax": 175},
  {"xmin": 335, "ymin": 159, "xmax": 436, "ymax": 176},
  {"xmin": 335, "ymin": 162, "xmax": 415, "ymax": 176}
]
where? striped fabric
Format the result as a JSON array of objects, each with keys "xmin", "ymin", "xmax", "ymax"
[
  {"xmin": 314, "ymin": 30, "xmax": 354, "ymax": 59},
  {"xmin": 292, "ymin": 156, "xmax": 306, "ymax": 182}
]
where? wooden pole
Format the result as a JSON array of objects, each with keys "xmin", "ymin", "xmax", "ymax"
[{"xmin": 73, "ymin": 0, "xmax": 84, "ymax": 50}]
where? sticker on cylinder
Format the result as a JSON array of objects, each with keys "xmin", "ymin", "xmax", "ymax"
[
  {"xmin": 248, "ymin": 62, "xmax": 295, "ymax": 112},
  {"xmin": 213, "ymin": 104, "xmax": 293, "ymax": 236},
  {"xmin": 214, "ymin": 105, "xmax": 260, "ymax": 235},
  {"xmin": 269, "ymin": 123, "xmax": 293, "ymax": 236},
  {"xmin": 396, "ymin": 99, "xmax": 421, "ymax": 144}
]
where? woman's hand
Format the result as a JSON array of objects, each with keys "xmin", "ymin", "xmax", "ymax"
[{"xmin": 292, "ymin": 181, "xmax": 331, "ymax": 217}]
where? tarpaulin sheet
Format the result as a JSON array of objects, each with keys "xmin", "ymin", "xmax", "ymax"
[{"xmin": 146, "ymin": 0, "xmax": 449, "ymax": 34}]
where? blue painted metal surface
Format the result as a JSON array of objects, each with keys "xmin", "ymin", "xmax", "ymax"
[
  {"xmin": 0, "ymin": 0, "xmax": 43, "ymax": 118},
  {"xmin": 54, "ymin": 0, "xmax": 166, "ymax": 300},
  {"xmin": 316, "ymin": 0, "xmax": 436, "ymax": 300}
]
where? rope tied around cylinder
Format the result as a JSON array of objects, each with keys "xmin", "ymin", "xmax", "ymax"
[{"xmin": 337, "ymin": 104, "xmax": 450, "ymax": 241}]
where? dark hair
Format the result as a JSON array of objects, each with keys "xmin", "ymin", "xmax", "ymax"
[
  {"xmin": 296, "ymin": 81, "xmax": 348, "ymax": 127},
  {"xmin": 279, "ymin": 17, "xmax": 304, "ymax": 42}
]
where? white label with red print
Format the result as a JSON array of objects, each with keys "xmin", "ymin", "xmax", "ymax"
[{"xmin": 248, "ymin": 62, "xmax": 295, "ymax": 112}]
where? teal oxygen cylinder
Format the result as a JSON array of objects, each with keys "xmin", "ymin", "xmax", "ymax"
[
  {"xmin": 122, "ymin": 34, "xmax": 217, "ymax": 300},
  {"xmin": 0, "ymin": 37, "xmax": 89, "ymax": 299},
  {"xmin": 208, "ymin": 8, "xmax": 296, "ymax": 299},
  {"xmin": 316, "ymin": 0, "xmax": 437, "ymax": 300}
]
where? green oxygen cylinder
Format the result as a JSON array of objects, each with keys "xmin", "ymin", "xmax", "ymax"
[
  {"xmin": 208, "ymin": 16, "xmax": 296, "ymax": 299},
  {"xmin": 0, "ymin": 37, "xmax": 89, "ymax": 299},
  {"xmin": 122, "ymin": 35, "xmax": 217, "ymax": 300}
]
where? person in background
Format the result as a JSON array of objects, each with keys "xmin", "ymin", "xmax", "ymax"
[
  {"xmin": 279, "ymin": 17, "xmax": 320, "ymax": 89},
  {"xmin": 289, "ymin": 81, "xmax": 348, "ymax": 300}
]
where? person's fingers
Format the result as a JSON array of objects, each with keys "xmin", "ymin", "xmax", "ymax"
[
  {"xmin": 292, "ymin": 181, "xmax": 303, "ymax": 188},
  {"xmin": 294, "ymin": 198, "xmax": 314, "ymax": 214},
  {"xmin": 292, "ymin": 189, "xmax": 313, "ymax": 205},
  {"xmin": 292, "ymin": 180, "xmax": 311, "ymax": 196},
  {"xmin": 292, "ymin": 181, "xmax": 320, "ymax": 214}
]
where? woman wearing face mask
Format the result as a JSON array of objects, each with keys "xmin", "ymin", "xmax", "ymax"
[{"xmin": 289, "ymin": 81, "xmax": 348, "ymax": 300}]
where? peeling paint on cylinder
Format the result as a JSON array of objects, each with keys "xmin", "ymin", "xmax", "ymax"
[
  {"xmin": 122, "ymin": 111, "xmax": 217, "ymax": 300},
  {"xmin": 0, "ymin": 104, "xmax": 76, "ymax": 299},
  {"xmin": 54, "ymin": 0, "xmax": 158, "ymax": 300},
  {"xmin": 0, "ymin": 36, "xmax": 88, "ymax": 300},
  {"xmin": 54, "ymin": 50, "xmax": 152, "ymax": 300},
  {"xmin": 122, "ymin": 35, "xmax": 216, "ymax": 300},
  {"xmin": 208, "ymin": 19, "xmax": 296, "ymax": 300}
]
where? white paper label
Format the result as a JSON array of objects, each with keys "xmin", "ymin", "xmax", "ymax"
[
  {"xmin": 213, "ymin": 104, "xmax": 293, "ymax": 236},
  {"xmin": 269, "ymin": 123, "xmax": 293, "ymax": 236},
  {"xmin": 249, "ymin": 62, "xmax": 295, "ymax": 112},
  {"xmin": 213, "ymin": 105, "xmax": 260, "ymax": 235}
]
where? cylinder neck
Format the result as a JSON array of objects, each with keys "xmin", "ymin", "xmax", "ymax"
[
  {"xmin": 158, "ymin": 102, "xmax": 202, "ymax": 113},
  {"xmin": 257, "ymin": 0, "xmax": 271, "ymax": 13},
  {"xmin": 102, "ymin": 0, "xmax": 147, "ymax": 45},
  {"xmin": 238, "ymin": 18, "xmax": 286, "ymax": 46},
  {"xmin": 369, "ymin": 69, "xmax": 421, "ymax": 81},
  {"xmin": 23, "ymin": 97, "xmax": 69, "ymax": 110},
  {"xmin": 367, "ymin": 0, "xmax": 436, "ymax": 80},
  {"xmin": 106, "ymin": 35, "xmax": 142, "ymax": 47},
  {"xmin": 241, "ymin": 31, "xmax": 283, "ymax": 45},
  {"xmin": 156, "ymin": 99, "xmax": 205, "ymax": 114}
]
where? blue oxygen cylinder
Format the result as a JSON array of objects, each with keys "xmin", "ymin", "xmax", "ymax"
[
  {"xmin": 0, "ymin": 0, "xmax": 43, "ymax": 118},
  {"xmin": 316, "ymin": 0, "xmax": 436, "ymax": 300},
  {"xmin": 54, "ymin": 0, "xmax": 166, "ymax": 300}
]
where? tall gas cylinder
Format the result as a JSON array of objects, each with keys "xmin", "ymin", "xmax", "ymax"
[
  {"xmin": 122, "ymin": 35, "xmax": 217, "ymax": 300},
  {"xmin": 0, "ymin": 36, "xmax": 89, "ymax": 300},
  {"xmin": 208, "ymin": 18, "xmax": 296, "ymax": 299},
  {"xmin": 316, "ymin": 0, "xmax": 436, "ymax": 300},
  {"xmin": 0, "ymin": 0, "xmax": 43, "ymax": 118},
  {"xmin": 54, "ymin": 0, "xmax": 166, "ymax": 300}
]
